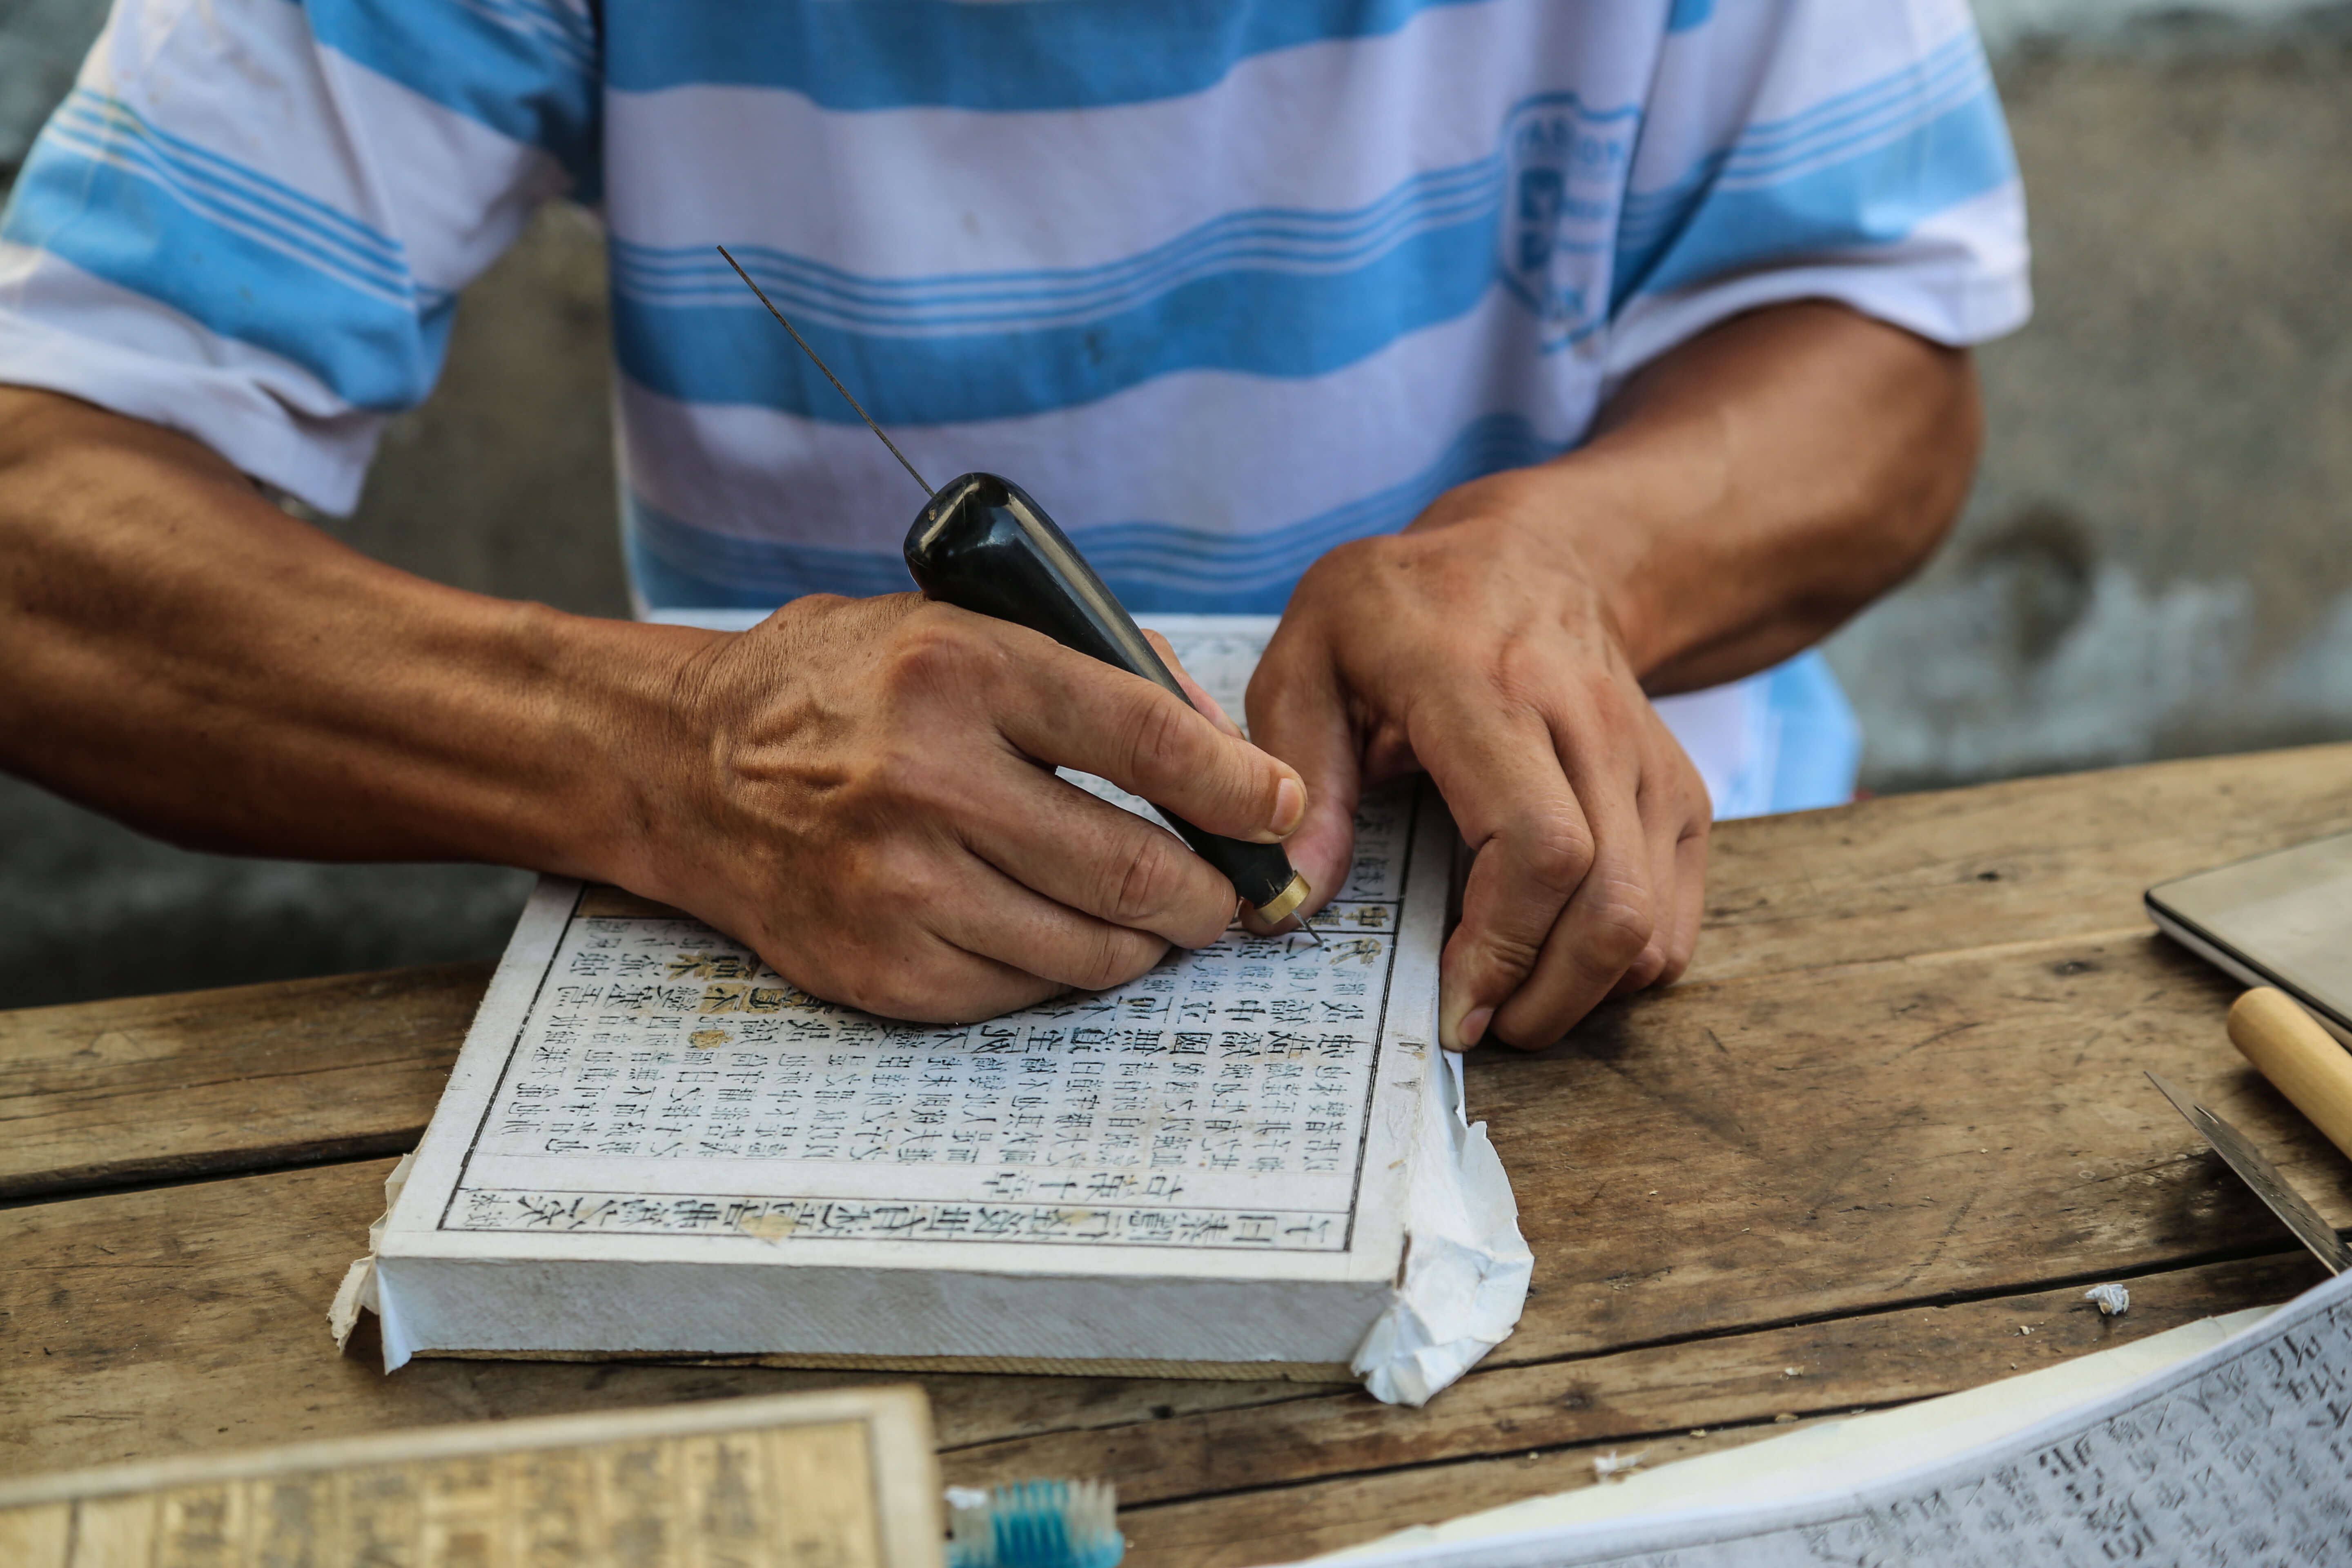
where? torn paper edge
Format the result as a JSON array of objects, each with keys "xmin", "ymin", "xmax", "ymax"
[
  {"xmin": 331, "ymin": 1152, "xmax": 416, "ymax": 1363},
  {"xmin": 327, "ymin": 1258, "xmax": 371, "ymax": 1352},
  {"xmin": 1350, "ymin": 1050, "xmax": 1534, "ymax": 1406}
]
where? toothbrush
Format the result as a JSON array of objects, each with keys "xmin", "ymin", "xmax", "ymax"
[{"xmin": 946, "ymin": 1480, "xmax": 1125, "ymax": 1568}]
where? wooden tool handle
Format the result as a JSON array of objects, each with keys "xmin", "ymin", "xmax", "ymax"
[{"xmin": 2228, "ymin": 987, "xmax": 2352, "ymax": 1163}]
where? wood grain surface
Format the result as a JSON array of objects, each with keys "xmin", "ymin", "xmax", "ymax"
[
  {"xmin": 6, "ymin": 744, "xmax": 2350, "ymax": 1568},
  {"xmin": 1481, "ymin": 926, "xmax": 2352, "ymax": 1362},
  {"xmin": 1688, "ymin": 742, "xmax": 2352, "ymax": 984},
  {"xmin": 0, "ymin": 964, "xmax": 487, "ymax": 1201},
  {"xmin": 0, "ymin": 1150, "xmax": 2321, "ymax": 1563},
  {"xmin": 9, "ymin": 745, "xmax": 2345, "ymax": 1208}
]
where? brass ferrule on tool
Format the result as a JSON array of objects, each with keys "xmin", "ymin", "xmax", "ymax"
[{"xmin": 1252, "ymin": 871, "xmax": 1312, "ymax": 928}]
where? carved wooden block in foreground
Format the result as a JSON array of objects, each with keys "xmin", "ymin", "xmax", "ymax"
[{"xmin": 0, "ymin": 1386, "xmax": 941, "ymax": 1568}]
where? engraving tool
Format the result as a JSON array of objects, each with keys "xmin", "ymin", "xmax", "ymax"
[
  {"xmin": 2145, "ymin": 1070, "xmax": 2351, "ymax": 1275},
  {"xmin": 717, "ymin": 246, "xmax": 1323, "ymax": 943}
]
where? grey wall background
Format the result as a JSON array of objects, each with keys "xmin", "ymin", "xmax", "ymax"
[
  {"xmin": 1831, "ymin": 7, "xmax": 2352, "ymax": 788},
  {"xmin": 2, "ymin": 2, "xmax": 2347, "ymax": 1007}
]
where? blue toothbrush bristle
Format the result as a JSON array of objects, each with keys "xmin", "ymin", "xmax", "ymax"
[{"xmin": 947, "ymin": 1480, "xmax": 1123, "ymax": 1568}]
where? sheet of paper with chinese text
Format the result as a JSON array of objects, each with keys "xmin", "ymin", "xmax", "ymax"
[{"xmin": 425, "ymin": 619, "xmax": 1435, "ymax": 1262}]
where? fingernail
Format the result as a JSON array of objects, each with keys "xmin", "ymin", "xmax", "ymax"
[
  {"xmin": 1271, "ymin": 776, "xmax": 1306, "ymax": 837},
  {"xmin": 1440, "ymin": 994, "xmax": 1491, "ymax": 1051}
]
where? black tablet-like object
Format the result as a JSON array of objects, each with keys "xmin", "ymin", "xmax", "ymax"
[{"xmin": 2147, "ymin": 830, "xmax": 2352, "ymax": 1047}]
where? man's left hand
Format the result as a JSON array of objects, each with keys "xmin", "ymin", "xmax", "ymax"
[
  {"xmin": 1249, "ymin": 469, "xmax": 1711, "ymax": 1052},
  {"xmin": 1246, "ymin": 303, "xmax": 1984, "ymax": 1051}
]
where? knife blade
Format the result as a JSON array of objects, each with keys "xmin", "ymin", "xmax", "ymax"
[{"xmin": 2146, "ymin": 1070, "xmax": 2351, "ymax": 1275}]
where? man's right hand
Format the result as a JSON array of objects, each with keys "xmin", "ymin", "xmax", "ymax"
[
  {"xmin": 616, "ymin": 593, "xmax": 1307, "ymax": 1022},
  {"xmin": 0, "ymin": 388, "xmax": 1300, "ymax": 1026}
]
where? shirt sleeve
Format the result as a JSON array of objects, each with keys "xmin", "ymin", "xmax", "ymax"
[
  {"xmin": 1601, "ymin": 0, "xmax": 2030, "ymax": 389},
  {"xmin": 0, "ymin": 0, "xmax": 599, "ymax": 514}
]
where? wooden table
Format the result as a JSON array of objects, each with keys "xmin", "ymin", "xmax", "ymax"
[{"xmin": 7, "ymin": 746, "xmax": 2352, "ymax": 1564}]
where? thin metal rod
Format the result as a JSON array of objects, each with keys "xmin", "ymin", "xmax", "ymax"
[
  {"xmin": 1296, "ymin": 916, "xmax": 1325, "ymax": 946},
  {"xmin": 715, "ymin": 244, "xmax": 933, "ymax": 499}
]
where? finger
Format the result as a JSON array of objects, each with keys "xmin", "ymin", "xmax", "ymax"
[
  {"xmin": 953, "ymin": 763, "xmax": 1240, "ymax": 949},
  {"xmin": 1605, "ymin": 762, "xmax": 1690, "ymax": 999},
  {"xmin": 804, "ymin": 842, "xmax": 1174, "ymax": 1021},
  {"xmin": 987, "ymin": 628, "xmax": 1306, "ymax": 846},
  {"xmin": 929, "ymin": 851, "xmax": 1173, "ymax": 994},
  {"xmin": 790, "ymin": 922, "xmax": 1067, "ymax": 1025},
  {"xmin": 1420, "ymin": 702, "xmax": 1595, "ymax": 1051},
  {"xmin": 1143, "ymin": 627, "xmax": 1243, "ymax": 738},
  {"xmin": 1630, "ymin": 726, "xmax": 1711, "ymax": 991},
  {"xmin": 1486, "ymin": 729, "xmax": 1653, "ymax": 1048},
  {"xmin": 1243, "ymin": 629, "xmax": 1363, "ymax": 923},
  {"xmin": 1657, "ymin": 815, "xmax": 1709, "ymax": 986}
]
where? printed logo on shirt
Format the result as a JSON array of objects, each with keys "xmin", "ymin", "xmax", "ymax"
[{"xmin": 1498, "ymin": 94, "xmax": 1637, "ymax": 351}]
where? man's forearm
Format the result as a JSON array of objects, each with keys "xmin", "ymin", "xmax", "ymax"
[
  {"xmin": 0, "ymin": 386, "xmax": 1315, "ymax": 1022},
  {"xmin": 1427, "ymin": 301, "xmax": 1981, "ymax": 695},
  {"xmin": 0, "ymin": 387, "xmax": 710, "ymax": 875}
]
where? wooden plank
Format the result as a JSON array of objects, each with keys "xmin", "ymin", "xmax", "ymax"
[
  {"xmin": 1100, "ymin": 1271, "xmax": 2339, "ymax": 1568},
  {"xmin": 940, "ymin": 1253, "xmax": 2324, "ymax": 1510},
  {"xmin": 0, "ymin": 1158, "xmax": 1321, "ymax": 1478},
  {"xmin": 1688, "ymin": 742, "xmax": 2352, "ymax": 984},
  {"xmin": 1472, "ymin": 926, "xmax": 2352, "ymax": 1363},
  {"xmin": 4, "ymin": 742, "xmax": 2348, "ymax": 1547},
  {"xmin": 1115, "ymin": 1423, "xmax": 1823, "ymax": 1568},
  {"xmin": 5, "ymin": 931, "xmax": 2341, "ymax": 1478},
  {"xmin": 3, "ymin": 1147, "xmax": 2319, "ymax": 1552},
  {"xmin": 0, "ymin": 963, "xmax": 486, "ymax": 1201},
  {"xmin": 5, "ymin": 746, "xmax": 2345, "ymax": 1203}
]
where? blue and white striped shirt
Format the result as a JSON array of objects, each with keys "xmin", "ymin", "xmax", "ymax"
[{"xmin": 0, "ymin": 0, "xmax": 2028, "ymax": 814}]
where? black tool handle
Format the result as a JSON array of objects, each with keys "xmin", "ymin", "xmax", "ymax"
[{"xmin": 903, "ymin": 472, "xmax": 1309, "ymax": 920}]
